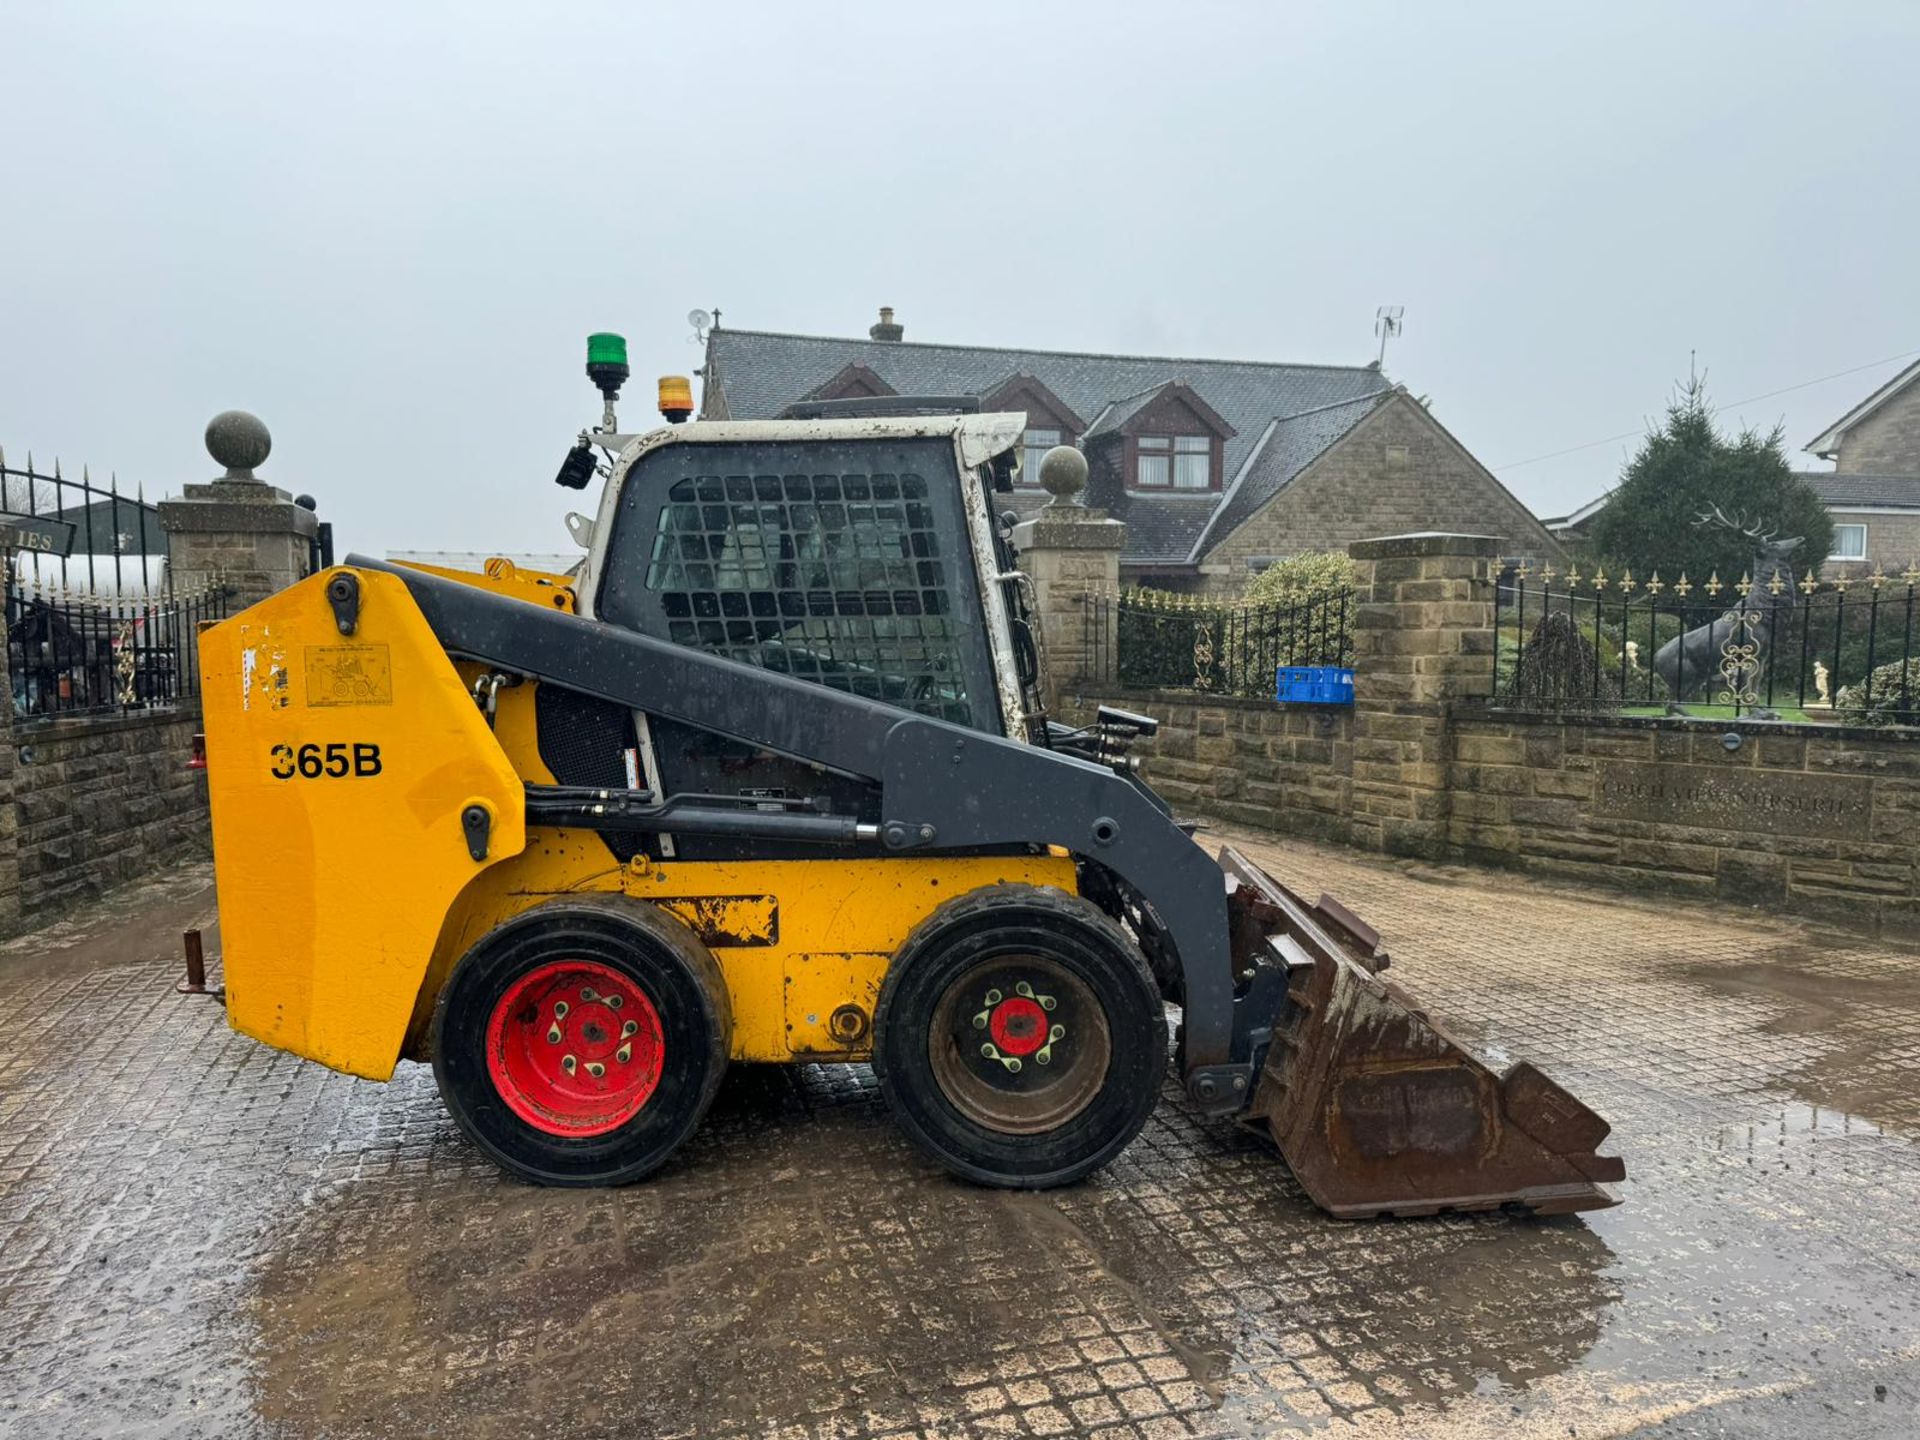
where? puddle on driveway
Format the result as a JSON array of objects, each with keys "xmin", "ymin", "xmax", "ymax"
[
  {"xmin": 250, "ymin": 1067, "xmax": 1204, "ymax": 1438},
  {"xmin": 1680, "ymin": 944, "xmax": 1920, "ymax": 1135}
]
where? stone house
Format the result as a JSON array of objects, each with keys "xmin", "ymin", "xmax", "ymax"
[
  {"xmin": 1802, "ymin": 357, "xmax": 1920, "ymax": 573},
  {"xmin": 1809, "ymin": 356, "xmax": 1920, "ymax": 475},
  {"xmin": 698, "ymin": 310, "xmax": 1561, "ymax": 595}
]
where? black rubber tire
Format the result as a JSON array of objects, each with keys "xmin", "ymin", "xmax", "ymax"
[
  {"xmin": 431, "ymin": 896, "xmax": 731, "ymax": 1186},
  {"xmin": 873, "ymin": 884, "xmax": 1167, "ymax": 1189}
]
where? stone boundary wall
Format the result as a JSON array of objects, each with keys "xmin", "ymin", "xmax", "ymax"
[
  {"xmin": 4, "ymin": 709, "xmax": 208, "ymax": 930},
  {"xmin": 1448, "ymin": 712, "xmax": 1919, "ymax": 930},
  {"xmin": 1035, "ymin": 530, "xmax": 1920, "ymax": 935},
  {"xmin": 1060, "ymin": 683, "xmax": 1920, "ymax": 934}
]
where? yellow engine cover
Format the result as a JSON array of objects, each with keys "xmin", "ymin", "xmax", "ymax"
[{"xmin": 201, "ymin": 568, "xmax": 529, "ymax": 1079}]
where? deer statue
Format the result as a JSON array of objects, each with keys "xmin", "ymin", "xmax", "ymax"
[{"xmin": 1652, "ymin": 505, "xmax": 1803, "ymax": 711}]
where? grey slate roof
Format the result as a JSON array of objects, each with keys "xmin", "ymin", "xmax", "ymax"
[
  {"xmin": 705, "ymin": 328, "xmax": 1394, "ymax": 563},
  {"xmin": 1109, "ymin": 493, "xmax": 1227, "ymax": 564},
  {"xmin": 1796, "ymin": 472, "xmax": 1920, "ymax": 509}
]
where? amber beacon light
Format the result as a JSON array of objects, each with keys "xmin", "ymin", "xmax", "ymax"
[{"xmin": 657, "ymin": 375, "xmax": 694, "ymax": 424}]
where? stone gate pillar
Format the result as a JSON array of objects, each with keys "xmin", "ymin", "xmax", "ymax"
[
  {"xmin": 1010, "ymin": 447, "xmax": 1127, "ymax": 714},
  {"xmin": 159, "ymin": 411, "xmax": 319, "ymax": 612},
  {"xmin": 1346, "ymin": 533, "xmax": 1500, "ymax": 857}
]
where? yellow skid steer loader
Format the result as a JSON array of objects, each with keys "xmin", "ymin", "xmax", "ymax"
[{"xmin": 194, "ymin": 342, "xmax": 1623, "ymax": 1218}]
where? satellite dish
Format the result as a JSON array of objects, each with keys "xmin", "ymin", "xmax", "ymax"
[{"xmin": 688, "ymin": 309, "xmax": 712, "ymax": 331}]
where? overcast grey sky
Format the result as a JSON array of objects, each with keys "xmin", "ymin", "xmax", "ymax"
[{"xmin": 3, "ymin": 1, "xmax": 1916, "ymax": 556}]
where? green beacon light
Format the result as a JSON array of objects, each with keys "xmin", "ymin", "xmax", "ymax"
[
  {"xmin": 586, "ymin": 332, "xmax": 629, "ymax": 400},
  {"xmin": 584, "ymin": 331, "xmax": 630, "ymax": 434}
]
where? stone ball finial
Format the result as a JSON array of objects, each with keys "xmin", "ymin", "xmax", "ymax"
[
  {"xmin": 1038, "ymin": 444, "xmax": 1088, "ymax": 507},
  {"xmin": 206, "ymin": 410, "xmax": 271, "ymax": 480}
]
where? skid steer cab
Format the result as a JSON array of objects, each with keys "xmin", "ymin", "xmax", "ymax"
[{"xmin": 196, "ymin": 353, "xmax": 1623, "ymax": 1218}]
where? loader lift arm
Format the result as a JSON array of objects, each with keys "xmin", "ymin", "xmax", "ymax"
[{"xmin": 350, "ymin": 554, "xmax": 1253, "ymax": 1106}]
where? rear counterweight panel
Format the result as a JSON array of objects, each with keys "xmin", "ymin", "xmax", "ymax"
[{"xmin": 200, "ymin": 569, "xmax": 527, "ymax": 1080}]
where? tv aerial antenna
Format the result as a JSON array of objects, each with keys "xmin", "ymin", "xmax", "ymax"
[{"xmin": 1374, "ymin": 306, "xmax": 1404, "ymax": 367}]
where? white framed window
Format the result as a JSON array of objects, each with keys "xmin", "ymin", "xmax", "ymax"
[
  {"xmin": 1135, "ymin": 434, "xmax": 1212, "ymax": 489},
  {"xmin": 1830, "ymin": 524, "xmax": 1867, "ymax": 561},
  {"xmin": 1019, "ymin": 427, "xmax": 1062, "ymax": 487}
]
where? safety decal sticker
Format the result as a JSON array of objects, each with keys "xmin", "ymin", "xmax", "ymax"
[{"xmin": 305, "ymin": 644, "xmax": 394, "ymax": 707}]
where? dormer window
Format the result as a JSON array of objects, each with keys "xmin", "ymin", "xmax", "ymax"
[
  {"xmin": 1082, "ymin": 381, "xmax": 1235, "ymax": 494},
  {"xmin": 1135, "ymin": 435, "xmax": 1214, "ymax": 490},
  {"xmin": 977, "ymin": 375, "xmax": 1085, "ymax": 488}
]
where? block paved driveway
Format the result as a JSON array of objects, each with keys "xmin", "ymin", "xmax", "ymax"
[{"xmin": 2, "ymin": 828, "xmax": 1918, "ymax": 1439}]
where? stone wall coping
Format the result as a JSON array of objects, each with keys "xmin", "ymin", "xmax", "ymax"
[
  {"xmin": 160, "ymin": 495, "xmax": 320, "ymax": 537},
  {"xmin": 1066, "ymin": 685, "xmax": 1277, "ymax": 714},
  {"xmin": 1471, "ymin": 705, "xmax": 1920, "ymax": 745},
  {"xmin": 1065, "ymin": 684, "xmax": 1354, "ymax": 715},
  {"xmin": 1068, "ymin": 686, "xmax": 1919, "ymax": 744},
  {"xmin": 172, "ymin": 479, "xmax": 296, "ymax": 505},
  {"xmin": 1012, "ymin": 514, "xmax": 1128, "ymax": 551},
  {"xmin": 15, "ymin": 706, "xmax": 204, "ymax": 743},
  {"xmin": 1348, "ymin": 533, "xmax": 1502, "ymax": 560}
]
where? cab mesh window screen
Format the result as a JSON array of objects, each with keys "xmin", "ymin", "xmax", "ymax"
[{"xmin": 641, "ymin": 471, "xmax": 972, "ymax": 724}]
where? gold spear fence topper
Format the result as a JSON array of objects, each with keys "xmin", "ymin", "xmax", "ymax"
[{"xmin": 1520, "ymin": 562, "xmax": 1918, "ymax": 596}]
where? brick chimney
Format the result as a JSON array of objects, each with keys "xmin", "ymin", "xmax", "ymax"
[{"xmin": 869, "ymin": 306, "xmax": 904, "ymax": 343}]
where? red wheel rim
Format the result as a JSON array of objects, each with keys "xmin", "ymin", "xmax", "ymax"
[{"xmin": 485, "ymin": 960, "xmax": 665, "ymax": 1137}]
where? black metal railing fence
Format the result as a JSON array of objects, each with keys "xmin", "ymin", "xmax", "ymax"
[
  {"xmin": 1492, "ymin": 560, "xmax": 1919, "ymax": 724},
  {"xmin": 1, "ymin": 450, "xmax": 228, "ymax": 718},
  {"xmin": 1081, "ymin": 586, "xmax": 1354, "ymax": 699}
]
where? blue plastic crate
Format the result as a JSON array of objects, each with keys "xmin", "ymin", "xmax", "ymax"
[{"xmin": 1275, "ymin": 665, "xmax": 1354, "ymax": 705}]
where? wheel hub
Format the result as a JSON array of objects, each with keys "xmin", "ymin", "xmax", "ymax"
[
  {"xmin": 930, "ymin": 958, "xmax": 1112, "ymax": 1135},
  {"xmin": 486, "ymin": 960, "xmax": 664, "ymax": 1137},
  {"xmin": 978, "ymin": 984, "xmax": 1064, "ymax": 1068}
]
